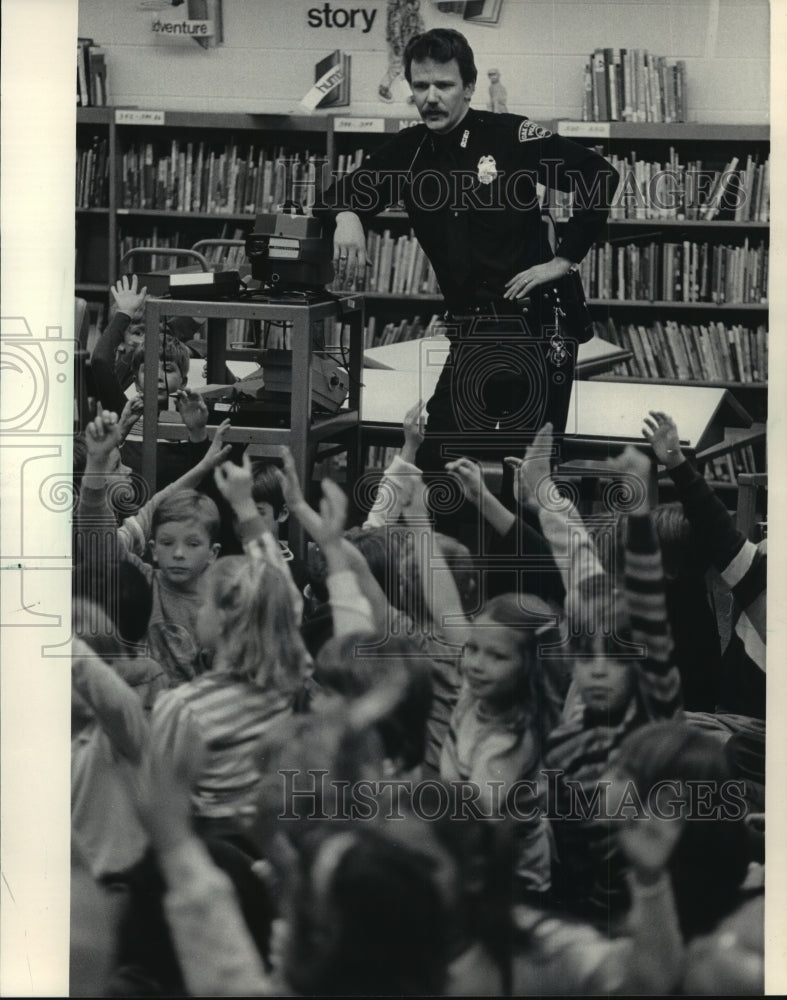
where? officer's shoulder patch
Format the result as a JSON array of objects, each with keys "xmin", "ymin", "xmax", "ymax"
[{"xmin": 518, "ymin": 120, "xmax": 552, "ymax": 142}]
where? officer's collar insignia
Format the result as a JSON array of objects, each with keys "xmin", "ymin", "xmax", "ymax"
[
  {"xmin": 518, "ymin": 120, "xmax": 552, "ymax": 142},
  {"xmin": 460, "ymin": 129, "xmax": 470, "ymax": 148},
  {"xmin": 477, "ymin": 155, "xmax": 498, "ymax": 184}
]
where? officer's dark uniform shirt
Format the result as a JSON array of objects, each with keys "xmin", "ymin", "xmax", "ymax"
[{"xmin": 315, "ymin": 107, "xmax": 619, "ymax": 310}]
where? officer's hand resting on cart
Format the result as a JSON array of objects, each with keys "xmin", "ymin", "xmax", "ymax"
[{"xmin": 332, "ymin": 211, "xmax": 368, "ymax": 291}]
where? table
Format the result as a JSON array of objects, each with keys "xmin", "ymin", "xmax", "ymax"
[
  {"xmin": 363, "ymin": 332, "xmax": 631, "ymax": 379},
  {"xmin": 359, "ymin": 368, "xmax": 752, "ymax": 504},
  {"xmin": 141, "ymin": 294, "xmax": 364, "ymax": 561}
]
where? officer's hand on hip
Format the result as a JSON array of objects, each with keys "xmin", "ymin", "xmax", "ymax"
[
  {"xmin": 503, "ymin": 256, "xmax": 573, "ymax": 300},
  {"xmin": 333, "ymin": 211, "xmax": 368, "ymax": 290}
]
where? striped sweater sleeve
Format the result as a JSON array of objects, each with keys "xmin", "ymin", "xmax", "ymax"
[{"xmin": 625, "ymin": 511, "xmax": 682, "ymax": 719}]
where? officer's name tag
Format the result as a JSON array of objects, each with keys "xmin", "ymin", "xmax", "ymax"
[{"xmin": 557, "ymin": 121, "xmax": 611, "ymax": 138}]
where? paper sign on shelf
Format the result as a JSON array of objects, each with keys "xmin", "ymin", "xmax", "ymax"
[
  {"xmin": 115, "ymin": 109, "xmax": 166, "ymax": 126},
  {"xmin": 557, "ymin": 121, "xmax": 611, "ymax": 137},
  {"xmin": 334, "ymin": 118, "xmax": 385, "ymax": 133}
]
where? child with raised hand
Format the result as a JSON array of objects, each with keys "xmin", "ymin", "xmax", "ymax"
[
  {"xmin": 93, "ymin": 274, "xmax": 149, "ymax": 392},
  {"xmin": 445, "ymin": 454, "xmax": 566, "ymax": 605},
  {"xmin": 439, "ymin": 590, "xmax": 564, "ymax": 900},
  {"xmin": 146, "ymin": 450, "xmax": 312, "ymax": 856},
  {"xmin": 74, "ymin": 407, "xmax": 233, "ymax": 684},
  {"xmin": 511, "ymin": 783, "xmax": 686, "ymax": 995},
  {"xmin": 643, "ymin": 410, "xmax": 766, "ymax": 719},
  {"xmin": 362, "ymin": 398, "xmax": 426, "ymax": 529},
  {"xmin": 139, "ymin": 704, "xmax": 454, "ymax": 998},
  {"xmin": 277, "ymin": 447, "xmax": 380, "ymax": 640},
  {"xmin": 514, "ymin": 421, "xmax": 607, "ymax": 619},
  {"xmin": 541, "ymin": 441, "xmax": 683, "ymax": 926}
]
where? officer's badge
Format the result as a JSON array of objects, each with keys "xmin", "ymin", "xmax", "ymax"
[
  {"xmin": 477, "ymin": 155, "xmax": 498, "ymax": 184},
  {"xmin": 518, "ymin": 120, "xmax": 552, "ymax": 142}
]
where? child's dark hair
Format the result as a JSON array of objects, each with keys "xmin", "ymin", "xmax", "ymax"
[
  {"xmin": 130, "ymin": 334, "xmax": 190, "ymax": 381},
  {"xmin": 151, "ymin": 489, "xmax": 221, "ymax": 545},
  {"xmin": 307, "ymin": 526, "xmax": 397, "ymax": 607},
  {"xmin": 314, "ymin": 633, "xmax": 433, "ymax": 771},
  {"xmin": 404, "ymin": 27, "xmax": 478, "ymax": 86},
  {"xmin": 284, "ymin": 823, "xmax": 450, "ymax": 996},
  {"xmin": 76, "ymin": 560, "xmax": 153, "ymax": 649},
  {"xmin": 617, "ymin": 720, "xmax": 751, "ymax": 939},
  {"xmin": 250, "ymin": 460, "xmax": 286, "ymax": 518},
  {"xmin": 610, "ymin": 503, "xmax": 702, "ymax": 581}
]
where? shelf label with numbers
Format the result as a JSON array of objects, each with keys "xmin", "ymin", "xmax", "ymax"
[
  {"xmin": 334, "ymin": 117, "xmax": 385, "ymax": 133},
  {"xmin": 115, "ymin": 109, "xmax": 166, "ymax": 126},
  {"xmin": 557, "ymin": 121, "xmax": 611, "ymax": 138}
]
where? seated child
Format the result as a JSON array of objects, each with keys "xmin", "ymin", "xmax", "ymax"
[
  {"xmin": 71, "ymin": 629, "xmax": 152, "ymax": 885},
  {"xmin": 643, "ymin": 410, "xmax": 766, "ymax": 719},
  {"xmin": 74, "ymin": 407, "xmax": 232, "ymax": 684},
  {"xmin": 439, "ymin": 589, "xmax": 564, "ymax": 900},
  {"xmin": 527, "ymin": 437, "xmax": 683, "ymax": 925}
]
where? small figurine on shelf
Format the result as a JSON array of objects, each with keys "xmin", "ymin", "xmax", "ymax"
[
  {"xmin": 487, "ymin": 67, "xmax": 508, "ymax": 113},
  {"xmin": 379, "ymin": 0, "xmax": 425, "ymax": 103}
]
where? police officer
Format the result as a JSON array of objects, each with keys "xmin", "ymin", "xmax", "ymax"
[{"xmin": 316, "ymin": 27, "xmax": 618, "ymax": 529}]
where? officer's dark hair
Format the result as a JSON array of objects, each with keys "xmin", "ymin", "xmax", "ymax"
[{"xmin": 403, "ymin": 28, "xmax": 478, "ymax": 87}]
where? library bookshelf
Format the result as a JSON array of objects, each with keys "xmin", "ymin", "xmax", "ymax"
[{"xmin": 75, "ymin": 110, "xmax": 768, "ymax": 491}]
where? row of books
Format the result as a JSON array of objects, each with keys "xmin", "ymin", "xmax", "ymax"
[
  {"xmin": 363, "ymin": 313, "xmax": 443, "ymax": 351},
  {"xmin": 703, "ymin": 442, "xmax": 763, "ymax": 485},
  {"xmin": 77, "ymin": 37, "xmax": 107, "ymax": 107},
  {"xmin": 553, "ymin": 151, "xmax": 770, "ymax": 223},
  {"xmin": 334, "ymin": 149, "xmax": 365, "ymax": 180},
  {"xmin": 577, "ymin": 239, "xmax": 768, "ymax": 304},
  {"xmin": 601, "ymin": 316, "xmax": 768, "ymax": 383},
  {"xmin": 76, "ymin": 135, "xmax": 110, "ymax": 208},
  {"xmin": 119, "ymin": 142, "xmax": 326, "ymax": 214},
  {"xmin": 582, "ymin": 48, "xmax": 686, "ymax": 123},
  {"xmin": 329, "ymin": 229, "xmax": 440, "ymax": 296}
]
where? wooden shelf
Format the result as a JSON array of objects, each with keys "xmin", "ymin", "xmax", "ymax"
[
  {"xmin": 361, "ymin": 291, "xmax": 442, "ymax": 302},
  {"xmin": 75, "ymin": 282, "xmax": 108, "ymax": 294},
  {"xmin": 556, "ymin": 121, "xmax": 769, "ymax": 142},
  {"xmin": 556, "ymin": 217, "xmax": 769, "ymax": 229},
  {"xmin": 116, "ymin": 209, "xmax": 256, "ymax": 222},
  {"xmin": 591, "ymin": 374, "xmax": 767, "ymax": 390},
  {"xmin": 76, "ymin": 206, "xmax": 110, "ymax": 215},
  {"xmin": 588, "ymin": 299, "xmax": 768, "ymax": 311}
]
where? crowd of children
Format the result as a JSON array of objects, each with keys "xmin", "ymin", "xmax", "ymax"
[{"xmin": 69, "ymin": 303, "xmax": 767, "ymax": 994}]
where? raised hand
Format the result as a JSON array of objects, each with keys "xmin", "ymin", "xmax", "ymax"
[
  {"xmin": 85, "ymin": 405, "xmax": 123, "ymax": 467},
  {"xmin": 642, "ymin": 411, "xmax": 684, "ymax": 469},
  {"xmin": 275, "ymin": 448, "xmax": 308, "ymax": 514},
  {"xmin": 445, "ymin": 456, "xmax": 486, "ymax": 508},
  {"xmin": 213, "ymin": 450, "xmax": 255, "ymax": 516},
  {"xmin": 315, "ymin": 478, "xmax": 349, "ymax": 550},
  {"xmin": 401, "ymin": 398, "xmax": 426, "ymax": 464},
  {"xmin": 111, "ymin": 273, "xmax": 148, "ymax": 320},
  {"xmin": 620, "ymin": 811, "xmax": 684, "ymax": 883},
  {"xmin": 200, "ymin": 418, "xmax": 233, "ymax": 472},
  {"xmin": 520, "ymin": 421, "xmax": 555, "ymax": 504},
  {"xmin": 118, "ymin": 395, "xmax": 145, "ymax": 443},
  {"xmin": 175, "ymin": 389, "xmax": 209, "ymax": 440}
]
